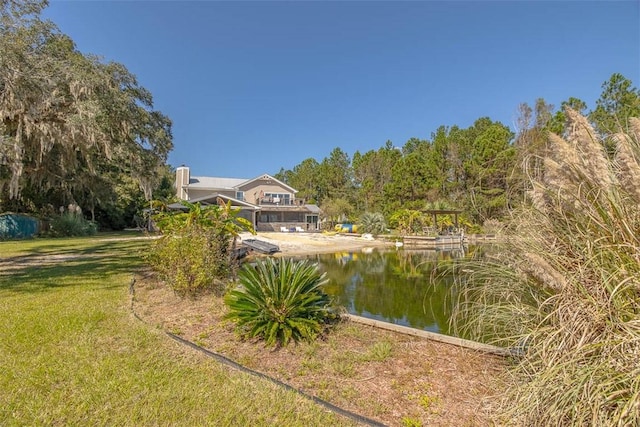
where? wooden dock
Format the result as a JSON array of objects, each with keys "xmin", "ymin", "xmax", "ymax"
[
  {"xmin": 242, "ymin": 239, "xmax": 280, "ymax": 254},
  {"xmin": 402, "ymin": 234, "xmax": 465, "ymax": 248}
]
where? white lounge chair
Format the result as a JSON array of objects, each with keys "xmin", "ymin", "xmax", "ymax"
[
  {"xmin": 280, "ymin": 226, "xmax": 289, "ymax": 232},
  {"xmin": 295, "ymin": 226, "xmax": 305, "ymax": 232}
]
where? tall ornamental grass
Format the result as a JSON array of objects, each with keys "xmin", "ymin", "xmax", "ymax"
[
  {"xmin": 48, "ymin": 212, "xmax": 98, "ymax": 237},
  {"xmin": 453, "ymin": 111, "xmax": 640, "ymax": 426}
]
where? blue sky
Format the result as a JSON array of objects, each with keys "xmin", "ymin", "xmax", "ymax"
[{"xmin": 44, "ymin": 1, "xmax": 639, "ymax": 179}]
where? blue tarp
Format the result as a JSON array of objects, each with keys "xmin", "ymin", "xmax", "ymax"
[{"xmin": 0, "ymin": 214, "xmax": 41, "ymax": 239}]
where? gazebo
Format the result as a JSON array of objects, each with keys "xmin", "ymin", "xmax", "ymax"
[{"xmin": 421, "ymin": 209, "xmax": 463, "ymax": 232}]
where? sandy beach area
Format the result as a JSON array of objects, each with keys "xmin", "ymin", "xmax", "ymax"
[{"xmin": 238, "ymin": 231, "xmax": 394, "ymax": 256}]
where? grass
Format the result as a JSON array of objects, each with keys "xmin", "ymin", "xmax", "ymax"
[
  {"xmin": 0, "ymin": 233, "xmax": 353, "ymax": 426},
  {"xmin": 453, "ymin": 112, "xmax": 640, "ymax": 425},
  {"xmin": 365, "ymin": 341, "xmax": 393, "ymax": 362}
]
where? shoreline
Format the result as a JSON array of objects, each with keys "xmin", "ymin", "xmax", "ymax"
[{"xmin": 239, "ymin": 231, "xmax": 394, "ymax": 257}]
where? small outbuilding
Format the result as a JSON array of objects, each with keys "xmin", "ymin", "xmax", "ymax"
[{"xmin": 0, "ymin": 213, "xmax": 41, "ymax": 239}]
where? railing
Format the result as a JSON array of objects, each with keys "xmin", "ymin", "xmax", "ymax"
[{"xmin": 258, "ymin": 198, "xmax": 298, "ymax": 206}]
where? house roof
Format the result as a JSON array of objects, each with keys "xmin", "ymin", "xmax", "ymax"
[
  {"xmin": 258, "ymin": 205, "xmax": 319, "ymax": 213},
  {"xmin": 187, "ymin": 176, "xmax": 248, "ymax": 190},
  {"xmin": 185, "ymin": 173, "xmax": 295, "ymax": 193},
  {"xmin": 304, "ymin": 204, "xmax": 321, "ymax": 214},
  {"xmin": 239, "ymin": 174, "xmax": 297, "ymax": 193},
  {"xmin": 190, "ymin": 193, "xmax": 259, "ymax": 209},
  {"xmin": 169, "ymin": 193, "xmax": 259, "ymax": 211}
]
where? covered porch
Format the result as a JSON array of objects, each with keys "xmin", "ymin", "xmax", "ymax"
[{"xmin": 256, "ymin": 205, "xmax": 320, "ymax": 232}]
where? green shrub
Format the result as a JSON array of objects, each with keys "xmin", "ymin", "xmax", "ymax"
[
  {"xmin": 147, "ymin": 201, "xmax": 254, "ymax": 296},
  {"xmin": 146, "ymin": 227, "xmax": 230, "ymax": 296},
  {"xmin": 48, "ymin": 213, "xmax": 97, "ymax": 237},
  {"xmin": 359, "ymin": 212, "xmax": 387, "ymax": 235},
  {"xmin": 224, "ymin": 258, "xmax": 336, "ymax": 347},
  {"xmin": 388, "ymin": 209, "xmax": 427, "ymax": 235}
]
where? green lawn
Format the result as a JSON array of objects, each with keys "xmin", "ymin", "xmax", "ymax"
[{"xmin": 0, "ymin": 233, "xmax": 352, "ymax": 426}]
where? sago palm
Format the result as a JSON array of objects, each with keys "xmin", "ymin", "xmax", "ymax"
[
  {"xmin": 359, "ymin": 211, "xmax": 387, "ymax": 235},
  {"xmin": 224, "ymin": 258, "xmax": 335, "ymax": 347}
]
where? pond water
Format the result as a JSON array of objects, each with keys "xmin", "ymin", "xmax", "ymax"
[{"xmin": 295, "ymin": 247, "xmax": 478, "ymax": 338}]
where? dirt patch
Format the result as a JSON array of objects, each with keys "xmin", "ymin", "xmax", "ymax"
[{"xmin": 133, "ymin": 232, "xmax": 507, "ymax": 426}]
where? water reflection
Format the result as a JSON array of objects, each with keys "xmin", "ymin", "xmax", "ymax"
[{"xmin": 295, "ymin": 247, "xmax": 476, "ymax": 337}]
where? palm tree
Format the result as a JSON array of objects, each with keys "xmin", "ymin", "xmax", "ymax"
[{"xmin": 359, "ymin": 212, "xmax": 387, "ymax": 235}]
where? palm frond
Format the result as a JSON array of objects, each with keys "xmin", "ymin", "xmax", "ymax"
[{"xmin": 225, "ymin": 258, "xmax": 335, "ymax": 347}]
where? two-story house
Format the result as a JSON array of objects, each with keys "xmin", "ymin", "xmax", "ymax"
[{"xmin": 173, "ymin": 166, "xmax": 320, "ymax": 232}]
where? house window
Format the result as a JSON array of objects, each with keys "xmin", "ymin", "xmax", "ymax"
[
  {"xmin": 283, "ymin": 212, "xmax": 303, "ymax": 222},
  {"xmin": 259, "ymin": 214, "xmax": 280, "ymax": 223},
  {"xmin": 236, "ymin": 191, "xmax": 244, "ymax": 201}
]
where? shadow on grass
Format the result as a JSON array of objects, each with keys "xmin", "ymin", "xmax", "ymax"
[
  {"xmin": 0, "ymin": 239, "xmax": 152, "ymax": 293},
  {"xmin": 1, "ymin": 232, "xmax": 155, "ymax": 255}
]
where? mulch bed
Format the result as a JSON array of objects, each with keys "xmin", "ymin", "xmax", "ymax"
[{"xmin": 132, "ymin": 271, "xmax": 507, "ymax": 427}]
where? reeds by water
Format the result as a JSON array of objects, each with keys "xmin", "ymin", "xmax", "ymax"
[{"xmin": 453, "ymin": 110, "xmax": 640, "ymax": 426}]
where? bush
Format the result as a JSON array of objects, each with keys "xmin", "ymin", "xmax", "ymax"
[
  {"xmin": 388, "ymin": 209, "xmax": 427, "ymax": 235},
  {"xmin": 359, "ymin": 212, "xmax": 387, "ymax": 235},
  {"xmin": 48, "ymin": 213, "xmax": 97, "ymax": 237},
  {"xmin": 146, "ymin": 201, "xmax": 254, "ymax": 297},
  {"xmin": 453, "ymin": 111, "xmax": 640, "ymax": 425},
  {"xmin": 147, "ymin": 227, "xmax": 230, "ymax": 296},
  {"xmin": 224, "ymin": 258, "xmax": 336, "ymax": 347}
]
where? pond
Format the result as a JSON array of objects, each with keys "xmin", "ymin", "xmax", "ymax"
[{"xmin": 295, "ymin": 246, "xmax": 478, "ymax": 339}]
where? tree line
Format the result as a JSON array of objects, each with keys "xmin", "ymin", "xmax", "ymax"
[
  {"xmin": 0, "ymin": 0, "xmax": 174, "ymax": 230},
  {"xmin": 276, "ymin": 73, "xmax": 640, "ymax": 230},
  {"xmin": 2, "ymin": 1, "xmax": 639, "ymax": 232}
]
